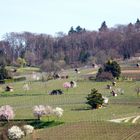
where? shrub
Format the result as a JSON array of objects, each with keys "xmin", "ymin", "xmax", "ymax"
[
  {"xmin": 96, "ymin": 60, "xmax": 121, "ymax": 81},
  {"xmin": 70, "ymin": 81, "xmax": 77, "ymax": 88},
  {"xmin": 0, "ymin": 105, "xmax": 15, "ymax": 122},
  {"xmin": 86, "ymin": 88, "xmax": 104, "ymax": 109},
  {"xmin": 49, "ymin": 89, "xmax": 64, "ymax": 95},
  {"xmin": 8, "ymin": 126, "xmax": 24, "ymax": 140},
  {"xmin": 96, "ymin": 71, "xmax": 114, "ymax": 81},
  {"xmin": 23, "ymin": 125, "xmax": 34, "ymax": 135},
  {"xmin": 104, "ymin": 60, "xmax": 121, "ymax": 78},
  {"xmin": 53, "ymin": 107, "xmax": 64, "ymax": 118}
]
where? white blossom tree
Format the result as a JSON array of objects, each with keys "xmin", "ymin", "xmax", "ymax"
[
  {"xmin": 8, "ymin": 126, "xmax": 24, "ymax": 140},
  {"xmin": 45, "ymin": 105, "xmax": 53, "ymax": 121},
  {"xmin": 33, "ymin": 105, "xmax": 46, "ymax": 120},
  {"xmin": 53, "ymin": 107, "xmax": 64, "ymax": 118}
]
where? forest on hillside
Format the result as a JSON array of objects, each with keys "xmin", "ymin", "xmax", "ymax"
[{"xmin": 0, "ymin": 19, "xmax": 140, "ymax": 71}]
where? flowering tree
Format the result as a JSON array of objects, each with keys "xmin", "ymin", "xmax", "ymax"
[
  {"xmin": 33, "ymin": 105, "xmax": 46, "ymax": 120},
  {"xmin": 8, "ymin": 126, "xmax": 24, "ymax": 140},
  {"xmin": 33, "ymin": 105, "xmax": 64, "ymax": 121},
  {"xmin": 53, "ymin": 107, "xmax": 64, "ymax": 118},
  {"xmin": 45, "ymin": 105, "xmax": 53, "ymax": 121},
  {"xmin": 0, "ymin": 105, "xmax": 15, "ymax": 122},
  {"xmin": 63, "ymin": 82, "xmax": 71, "ymax": 91}
]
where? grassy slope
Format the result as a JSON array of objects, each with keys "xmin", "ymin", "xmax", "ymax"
[
  {"xmin": 0, "ymin": 80, "xmax": 140, "ymax": 121},
  {"xmin": 1, "ymin": 66, "xmax": 140, "ymax": 139}
]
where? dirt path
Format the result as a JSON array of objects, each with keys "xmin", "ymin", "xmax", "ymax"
[
  {"xmin": 120, "ymin": 70, "xmax": 140, "ymax": 73},
  {"xmin": 88, "ymin": 69, "xmax": 140, "ymax": 75},
  {"xmin": 109, "ymin": 115, "xmax": 140, "ymax": 124},
  {"xmin": 132, "ymin": 116, "xmax": 140, "ymax": 123}
]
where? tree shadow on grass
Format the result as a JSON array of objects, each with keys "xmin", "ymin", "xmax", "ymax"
[
  {"xmin": 0, "ymin": 93, "xmax": 45, "ymax": 97},
  {"xmin": 0, "ymin": 119, "xmax": 35, "ymax": 128},
  {"xmin": 0, "ymin": 119, "xmax": 64, "ymax": 129},
  {"xmin": 71, "ymin": 108, "xmax": 91, "ymax": 111},
  {"xmin": 71, "ymin": 105, "xmax": 108, "ymax": 111},
  {"xmin": 29, "ymin": 120, "xmax": 64, "ymax": 129}
]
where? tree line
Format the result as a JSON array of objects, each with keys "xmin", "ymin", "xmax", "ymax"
[{"xmin": 0, "ymin": 19, "xmax": 140, "ymax": 71}]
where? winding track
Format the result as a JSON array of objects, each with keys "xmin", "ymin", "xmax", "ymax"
[{"xmin": 109, "ymin": 115, "xmax": 140, "ymax": 124}]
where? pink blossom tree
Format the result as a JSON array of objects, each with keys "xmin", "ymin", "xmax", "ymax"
[
  {"xmin": 63, "ymin": 82, "xmax": 71, "ymax": 91},
  {"xmin": 0, "ymin": 105, "xmax": 15, "ymax": 122}
]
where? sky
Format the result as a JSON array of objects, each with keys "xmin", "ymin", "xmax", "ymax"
[{"xmin": 0, "ymin": 0, "xmax": 139, "ymax": 38}]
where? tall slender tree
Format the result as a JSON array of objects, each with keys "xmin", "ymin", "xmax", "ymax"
[{"xmin": 99, "ymin": 21, "xmax": 108, "ymax": 31}]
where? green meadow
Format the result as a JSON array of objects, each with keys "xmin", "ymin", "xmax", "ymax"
[{"xmin": 0, "ymin": 66, "xmax": 140, "ymax": 140}]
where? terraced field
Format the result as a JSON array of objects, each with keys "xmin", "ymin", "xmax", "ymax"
[{"xmin": 24, "ymin": 122, "xmax": 140, "ymax": 140}]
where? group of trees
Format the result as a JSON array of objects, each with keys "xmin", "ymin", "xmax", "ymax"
[
  {"xmin": 96, "ymin": 60, "xmax": 121, "ymax": 81},
  {"xmin": 0, "ymin": 19, "xmax": 140, "ymax": 71}
]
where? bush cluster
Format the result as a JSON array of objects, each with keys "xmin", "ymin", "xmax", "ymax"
[{"xmin": 96, "ymin": 60, "xmax": 121, "ymax": 81}]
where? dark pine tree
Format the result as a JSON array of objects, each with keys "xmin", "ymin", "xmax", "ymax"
[
  {"xmin": 99, "ymin": 21, "xmax": 108, "ymax": 32},
  {"xmin": 76, "ymin": 26, "xmax": 83, "ymax": 33},
  {"xmin": 86, "ymin": 88, "xmax": 104, "ymax": 109},
  {"xmin": 135, "ymin": 18, "xmax": 140, "ymax": 31},
  {"xmin": 104, "ymin": 60, "xmax": 121, "ymax": 78},
  {"xmin": 68, "ymin": 26, "xmax": 76, "ymax": 35}
]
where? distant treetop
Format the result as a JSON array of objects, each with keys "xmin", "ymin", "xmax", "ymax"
[
  {"xmin": 68, "ymin": 26, "xmax": 86, "ymax": 35},
  {"xmin": 99, "ymin": 21, "xmax": 108, "ymax": 32}
]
